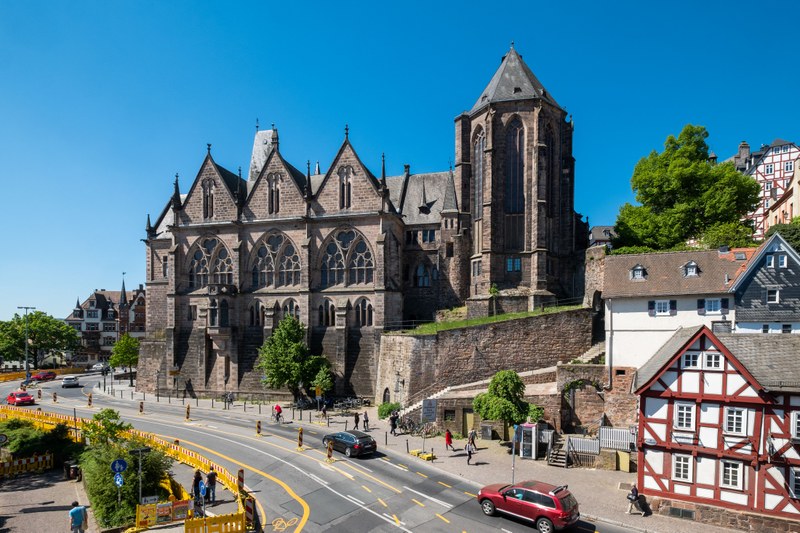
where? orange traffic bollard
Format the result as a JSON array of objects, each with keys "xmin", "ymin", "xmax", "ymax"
[
  {"xmin": 87, "ymin": 393, "xmax": 92, "ymax": 407},
  {"xmin": 139, "ymin": 401, "xmax": 144, "ymax": 415},
  {"xmin": 37, "ymin": 389, "xmax": 42, "ymax": 399},
  {"xmin": 52, "ymin": 392, "xmax": 57, "ymax": 403},
  {"xmin": 297, "ymin": 427, "xmax": 304, "ymax": 450},
  {"xmin": 256, "ymin": 420, "xmax": 261, "ymax": 436},
  {"xmin": 237, "ymin": 469, "xmax": 244, "ymax": 492},
  {"xmin": 185, "ymin": 405, "xmax": 190, "ymax": 422}
]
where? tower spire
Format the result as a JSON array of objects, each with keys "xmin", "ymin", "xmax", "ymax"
[
  {"xmin": 171, "ymin": 173, "xmax": 182, "ymax": 210},
  {"xmin": 207, "ymin": 143, "xmax": 212, "ymax": 155},
  {"xmin": 120, "ymin": 274, "xmax": 128, "ymax": 306},
  {"xmin": 381, "ymin": 153, "xmax": 387, "ymax": 188}
]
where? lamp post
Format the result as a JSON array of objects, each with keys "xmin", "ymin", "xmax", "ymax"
[
  {"xmin": 17, "ymin": 306, "xmax": 36, "ymax": 380},
  {"xmin": 131, "ymin": 447, "xmax": 151, "ymax": 505}
]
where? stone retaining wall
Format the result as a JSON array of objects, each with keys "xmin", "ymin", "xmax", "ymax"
[{"xmin": 652, "ymin": 498, "xmax": 800, "ymax": 533}]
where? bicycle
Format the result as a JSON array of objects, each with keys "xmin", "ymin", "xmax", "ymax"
[{"xmin": 272, "ymin": 409, "xmax": 284, "ymax": 424}]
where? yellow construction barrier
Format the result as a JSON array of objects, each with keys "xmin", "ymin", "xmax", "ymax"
[
  {"xmin": 184, "ymin": 511, "xmax": 246, "ymax": 532},
  {"xmin": 0, "ymin": 452, "xmax": 53, "ymax": 476}
]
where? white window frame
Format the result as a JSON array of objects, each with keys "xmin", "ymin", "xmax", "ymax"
[
  {"xmin": 766, "ymin": 163, "xmax": 774, "ymax": 174},
  {"xmin": 632, "ymin": 267, "xmax": 645, "ymax": 280},
  {"xmin": 705, "ymin": 298, "xmax": 721, "ymax": 314},
  {"xmin": 686, "ymin": 264, "xmax": 698, "ymax": 276},
  {"xmin": 767, "ymin": 255, "xmax": 775, "ymax": 268},
  {"xmin": 675, "ymin": 402, "xmax": 696, "ymax": 430},
  {"xmin": 786, "ymin": 161, "xmax": 794, "ymax": 172},
  {"xmin": 784, "ymin": 145, "xmax": 790, "ymax": 153},
  {"xmin": 791, "ymin": 468, "xmax": 800, "ymax": 499},
  {"xmin": 779, "ymin": 255, "xmax": 787, "ymax": 268},
  {"xmin": 767, "ymin": 289, "xmax": 780, "ymax": 303},
  {"xmin": 681, "ymin": 353, "xmax": 700, "ymax": 369},
  {"xmin": 720, "ymin": 460, "xmax": 744, "ymax": 490},
  {"xmin": 724, "ymin": 407, "xmax": 746, "ymax": 435},
  {"xmin": 655, "ymin": 300, "xmax": 670, "ymax": 315},
  {"xmin": 673, "ymin": 454, "xmax": 693, "ymax": 482},
  {"xmin": 705, "ymin": 352, "xmax": 722, "ymax": 370},
  {"xmin": 792, "ymin": 411, "xmax": 800, "ymax": 439}
]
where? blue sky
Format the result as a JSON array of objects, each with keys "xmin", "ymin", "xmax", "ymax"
[{"xmin": 1, "ymin": 1, "xmax": 798, "ymax": 321}]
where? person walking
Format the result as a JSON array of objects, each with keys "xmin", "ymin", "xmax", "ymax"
[
  {"xmin": 389, "ymin": 411, "xmax": 399, "ymax": 436},
  {"xmin": 444, "ymin": 429, "xmax": 455, "ymax": 452},
  {"xmin": 467, "ymin": 428, "xmax": 477, "ymax": 450},
  {"xmin": 353, "ymin": 411, "xmax": 360, "ymax": 430},
  {"xmin": 627, "ymin": 483, "xmax": 644, "ymax": 516},
  {"xmin": 192, "ymin": 469, "xmax": 203, "ymax": 506},
  {"xmin": 69, "ymin": 501, "xmax": 87, "ymax": 532},
  {"xmin": 205, "ymin": 468, "xmax": 217, "ymax": 504},
  {"xmin": 363, "ymin": 411, "xmax": 370, "ymax": 431},
  {"xmin": 466, "ymin": 442, "xmax": 473, "ymax": 465}
]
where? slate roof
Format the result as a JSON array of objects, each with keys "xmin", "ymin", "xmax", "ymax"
[
  {"xmin": 471, "ymin": 47, "xmax": 559, "ymax": 114},
  {"xmin": 249, "ymin": 130, "xmax": 275, "ymax": 180},
  {"xmin": 386, "ymin": 171, "xmax": 451, "ymax": 225},
  {"xmin": 636, "ymin": 326, "xmax": 800, "ymax": 393},
  {"xmin": 603, "ymin": 248, "xmax": 755, "ymax": 298},
  {"xmin": 589, "ymin": 226, "xmax": 616, "ymax": 244}
]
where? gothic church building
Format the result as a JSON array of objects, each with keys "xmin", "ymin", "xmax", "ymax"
[{"xmin": 141, "ymin": 46, "xmax": 587, "ymax": 399}]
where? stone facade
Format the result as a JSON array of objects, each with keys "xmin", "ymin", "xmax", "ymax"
[
  {"xmin": 652, "ymin": 498, "xmax": 800, "ymax": 533},
  {"xmin": 140, "ymin": 45, "xmax": 588, "ymax": 400}
]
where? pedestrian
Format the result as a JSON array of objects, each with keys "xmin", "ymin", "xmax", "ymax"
[
  {"xmin": 466, "ymin": 442, "xmax": 473, "ymax": 465},
  {"xmin": 444, "ymin": 429, "xmax": 455, "ymax": 451},
  {"xmin": 354, "ymin": 411, "xmax": 360, "ymax": 430},
  {"xmin": 205, "ymin": 467, "xmax": 217, "ymax": 504},
  {"xmin": 627, "ymin": 483, "xmax": 644, "ymax": 516},
  {"xmin": 69, "ymin": 501, "xmax": 87, "ymax": 532},
  {"xmin": 468, "ymin": 428, "xmax": 477, "ymax": 450},
  {"xmin": 192, "ymin": 469, "xmax": 203, "ymax": 505},
  {"xmin": 363, "ymin": 410, "xmax": 369, "ymax": 431},
  {"xmin": 389, "ymin": 411, "xmax": 399, "ymax": 436},
  {"xmin": 321, "ymin": 404, "xmax": 328, "ymax": 418}
]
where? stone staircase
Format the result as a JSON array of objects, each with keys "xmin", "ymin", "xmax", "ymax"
[
  {"xmin": 575, "ymin": 341, "xmax": 605, "ymax": 364},
  {"xmin": 547, "ymin": 434, "xmax": 569, "ymax": 468},
  {"xmin": 399, "ymin": 386, "xmax": 452, "ymax": 417}
]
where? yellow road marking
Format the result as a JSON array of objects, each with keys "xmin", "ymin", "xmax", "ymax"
[
  {"xmin": 436, "ymin": 513, "xmax": 450, "ymax": 523},
  {"xmin": 464, "ymin": 491, "xmax": 477, "ymax": 497},
  {"xmin": 339, "ymin": 460, "xmax": 401, "ymax": 494},
  {"xmin": 411, "ymin": 498, "xmax": 425, "ymax": 507},
  {"xmin": 393, "ymin": 514, "xmax": 400, "ymax": 524},
  {"xmin": 154, "ymin": 435, "xmax": 307, "ymax": 532},
  {"xmin": 377, "ymin": 498, "xmax": 387, "ymax": 507},
  {"xmin": 437, "ymin": 481, "xmax": 452, "ymax": 488},
  {"xmin": 362, "ymin": 485, "xmax": 372, "ymax": 493},
  {"xmin": 398, "ymin": 464, "xmax": 407, "ymax": 469},
  {"xmin": 415, "ymin": 471, "xmax": 427, "ymax": 478}
]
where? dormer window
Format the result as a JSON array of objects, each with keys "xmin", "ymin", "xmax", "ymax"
[
  {"xmin": 631, "ymin": 265, "xmax": 646, "ymax": 280},
  {"xmin": 684, "ymin": 261, "xmax": 699, "ymax": 277},
  {"xmin": 89, "ymin": 300, "xmax": 96, "ymax": 308}
]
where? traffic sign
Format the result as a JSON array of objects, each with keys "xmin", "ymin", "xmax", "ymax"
[
  {"xmin": 0, "ymin": 434, "xmax": 8, "ymax": 446},
  {"xmin": 141, "ymin": 495, "xmax": 158, "ymax": 505},
  {"xmin": 199, "ymin": 480, "xmax": 206, "ymax": 497},
  {"xmin": 111, "ymin": 459, "xmax": 128, "ymax": 473},
  {"xmin": 114, "ymin": 473, "xmax": 124, "ymax": 487}
]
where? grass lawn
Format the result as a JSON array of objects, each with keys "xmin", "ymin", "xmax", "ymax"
[{"xmin": 394, "ymin": 304, "xmax": 583, "ymax": 335}]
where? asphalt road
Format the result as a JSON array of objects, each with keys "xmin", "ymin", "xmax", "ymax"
[{"xmin": 2, "ymin": 375, "xmax": 640, "ymax": 533}]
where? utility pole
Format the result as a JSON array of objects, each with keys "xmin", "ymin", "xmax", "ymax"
[
  {"xmin": 17, "ymin": 306, "xmax": 36, "ymax": 378},
  {"xmin": 132, "ymin": 447, "xmax": 151, "ymax": 505}
]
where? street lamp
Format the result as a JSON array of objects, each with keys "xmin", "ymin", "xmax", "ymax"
[
  {"xmin": 131, "ymin": 447, "xmax": 151, "ymax": 505},
  {"xmin": 17, "ymin": 306, "xmax": 36, "ymax": 380}
]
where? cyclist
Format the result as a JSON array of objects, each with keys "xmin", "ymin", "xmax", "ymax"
[{"xmin": 274, "ymin": 403, "xmax": 283, "ymax": 423}]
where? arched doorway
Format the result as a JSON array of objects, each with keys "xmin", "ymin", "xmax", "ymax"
[{"xmin": 383, "ymin": 388, "xmax": 390, "ymax": 404}]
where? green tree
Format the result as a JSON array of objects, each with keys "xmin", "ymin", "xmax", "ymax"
[
  {"xmin": 765, "ymin": 219, "xmax": 800, "ymax": 252},
  {"xmin": 110, "ymin": 334, "xmax": 139, "ymax": 386},
  {"xmin": 700, "ymin": 221, "xmax": 756, "ymax": 249},
  {"xmin": 0, "ymin": 311, "xmax": 79, "ymax": 368},
  {"xmin": 614, "ymin": 125, "xmax": 759, "ymax": 250},
  {"xmin": 472, "ymin": 370, "xmax": 529, "ymax": 429},
  {"xmin": 82, "ymin": 408, "xmax": 132, "ymax": 446},
  {"xmin": 256, "ymin": 316, "xmax": 328, "ymax": 400},
  {"xmin": 310, "ymin": 364, "xmax": 334, "ymax": 396}
]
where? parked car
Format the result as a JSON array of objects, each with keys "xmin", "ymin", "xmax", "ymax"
[
  {"xmin": 90, "ymin": 363, "xmax": 109, "ymax": 372},
  {"xmin": 61, "ymin": 376, "xmax": 80, "ymax": 388},
  {"xmin": 32, "ymin": 371, "xmax": 57, "ymax": 381},
  {"xmin": 321, "ymin": 430, "xmax": 377, "ymax": 457},
  {"xmin": 6, "ymin": 391, "xmax": 35, "ymax": 406},
  {"xmin": 477, "ymin": 480, "xmax": 579, "ymax": 533}
]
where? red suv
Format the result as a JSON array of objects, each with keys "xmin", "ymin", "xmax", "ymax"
[
  {"xmin": 33, "ymin": 371, "xmax": 57, "ymax": 381},
  {"xmin": 477, "ymin": 480, "xmax": 579, "ymax": 533}
]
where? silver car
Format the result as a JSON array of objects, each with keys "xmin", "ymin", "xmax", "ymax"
[{"xmin": 61, "ymin": 376, "xmax": 80, "ymax": 388}]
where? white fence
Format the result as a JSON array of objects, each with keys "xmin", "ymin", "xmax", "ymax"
[
  {"xmin": 567, "ymin": 436, "xmax": 600, "ymax": 455},
  {"xmin": 599, "ymin": 426, "xmax": 636, "ymax": 451}
]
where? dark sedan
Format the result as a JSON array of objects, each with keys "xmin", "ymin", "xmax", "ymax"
[{"xmin": 322, "ymin": 430, "xmax": 377, "ymax": 457}]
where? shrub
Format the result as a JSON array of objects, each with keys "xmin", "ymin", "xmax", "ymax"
[
  {"xmin": 527, "ymin": 404, "xmax": 544, "ymax": 423},
  {"xmin": 378, "ymin": 402, "xmax": 401, "ymax": 419},
  {"xmin": 0, "ymin": 420, "xmax": 81, "ymax": 464}
]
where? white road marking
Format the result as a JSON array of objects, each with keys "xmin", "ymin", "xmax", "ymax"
[
  {"xmin": 382, "ymin": 513, "xmax": 407, "ymax": 525},
  {"xmin": 308, "ymin": 474, "xmax": 328, "ymax": 485},
  {"xmin": 402, "ymin": 486, "xmax": 453, "ymax": 509},
  {"xmin": 501, "ymin": 529, "xmax": 513, "ymax": 533},
  {"xmin": 347, "ymin": 495, "xmax": 365, "ymax": 505},
  {"xmin": 383, "ymin": 461, "xmax": 409, "ymax": 472},
  {"xmin": 207, "ymin": 425, "xmax": 218, "ymax": 429}
]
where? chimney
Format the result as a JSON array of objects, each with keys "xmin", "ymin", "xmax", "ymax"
[
  {"xmin": 718, "ymin": 245, "xmax": 729, "ymax": 254},
  {"xmin": 404, "ymin": 164, "xmax": 410, "ymax": 176}
]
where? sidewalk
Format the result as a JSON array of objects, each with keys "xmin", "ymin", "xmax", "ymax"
[{"xmin": 96, "ymin": 382, "xmax": 741, "ymax": 533}]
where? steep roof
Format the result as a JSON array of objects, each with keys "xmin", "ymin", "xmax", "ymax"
[
  {"xmin": 730, "ymin": 232, "xmax": 800, "ymax": 292},
  {"xmin": 636, "ymin": 326, "xmax": 800, "ymax": 393},
  {"xmin": 603, "ymin": 248, "xmax": 756, "ymax": 298},
  {"xmin": 471, "ymin": 46, "xmax": 559, "ymax": 114},
  {"xmin": 386, "ymin": 170, "xmax": 451, "ymax": 225}
]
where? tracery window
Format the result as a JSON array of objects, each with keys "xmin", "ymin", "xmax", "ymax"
[
  {"xmin": 473, "ymin": 131, "xmax": 485, "ymax": 219},
  {"xmin": 505, "ymin": 119, "xmax": 525, "ymax": 250},
  {"xmin": 189, "ymin": 237, "xmax": 233, "ymax": 289},
  {"xmin": 251, "ymin": 233, "xmax": 301, "ymax": 289},
  {"xmin": 202, "ymin": 178, "xmax": 215, "ymax": 219},
  {"xmin": 355, "ymin": 298, "xmax": 373, "ymax": 327},
  {"xmin": 213, "ymin": 248, "xmax": 234, "ymax": 285},
  {"xmin": 268, "ymin": 173, "xmax": 281, "ymax": 214},
  {"xmin": 414, "ymin": 264, "xmax": 430, "ymax": 287},
  {"xmin": 320, "ymin": 230, "xmax": 374, "ymax": 288},
  {"xmin": 282, "ymin": 299, "xmax": 300, "ymax": 320},
  {"xmin": 318, "ymin": 299, "xmax": 335, "ymax": 327},
  {"xmin": 338, "ymin": 166, "xmax": 353, "ymax": 209},
  {"xmin": 279, "ymin": 244, "xmax": 301, "ymax": 286}
]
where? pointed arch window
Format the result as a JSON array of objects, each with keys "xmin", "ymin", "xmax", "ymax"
[
  {"xmin": 202, "ymin": 179, "xmax": 215, "ymax": 219},
  {"xmin": 278, "ymin": 244, "xmax": 301, "ymax": 286},
  {"xmin": 338, "ymin": 166, "xmax": 353, "ymax": 209},
  {"xmin": 504, "ymin": 119, "xmax": 525, "ymax": 250},
  {"xmin": 209, "ymin": 299, "xmax": 218, "ymax": 326},
  {"xmin": 188, "ymin": 238, "xmax": 217, "ymax": 288},
  {"xmin": 318, "ymin": 299, "xmax": 336, "ymax": 327},
  {"xmin": 219, "ymin": 300, "xmax": 230, "ymax": 327},
  {"xmin": 282, "ymin": 299, "xmax": 300, "ymax": 320},
  {"xmin": 252, "ymin": 234, "xmax": 283, "ymax": 288},
  {"xmin": 355, "ymin": 298, "xmax": 373, "ymax": 327},
  {"xmin": 414, "ymin": 264, "xmax": 430, "ymax": 287},
  {"xmin": 213, "ymin": 248, "xmax": 234, "ymax": 285},
  {"xmin": 268, "ymin": 173, "xmax": 281, "ymax": 215},
  {"xmin": 320, "ymin": 230, "xmax": 374, "ymax": 288}
]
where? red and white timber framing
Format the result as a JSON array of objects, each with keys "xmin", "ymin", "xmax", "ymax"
[
  {"xmin": 749, "ymin": 142, "xmax": 799, "ymax": 240},
  {"xmin": 636, "ymin": 327, "xmax": 800, "ymax": 519}
]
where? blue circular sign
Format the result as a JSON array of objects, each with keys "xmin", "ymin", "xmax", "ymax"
[
  {"xmin": 111, "ymin": 459, "xmax": 128, "ymax": 473},
  {"xmin": 199, "ymin": 480, "xmax": 207, "ymax": 497},
  {"xmin": 114, "ymin": 473, "xmax": 124, "ymax": 487}
]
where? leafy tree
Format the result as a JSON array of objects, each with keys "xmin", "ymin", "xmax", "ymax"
[
  {"xmin": 0, "ymin": 311, "xmax": 79, "ymax": 369},
  {"xmin": 614, "ymin": 125, "xmax": 759, "ymax": 250},
  {"xmin": 256, "ymin": 316, "xmax": 328, "ymax": 400},
  {"xmin": 701, "ymin": 221, "xmax": 756, "ymax": 249},
  {"xmin": 765, "ymin": 219, "xmax": 800, "ymax": 252},
  {"xmin": 82, "ymin": 408, "xmax": 132, "ymax": 446},
  {"xmin": 110, "ymin": 334, "xmax": 139, "ymax": 386},
  {"xmin": 310, "ymin": 364, "xmax": 334, "ymax": 396},
  {"xmin": 0, "ymin": 419, "xmax": 82, "ymax": 463},
  {"xmin": 473, "ymin": 370, "xmax": 529, "ymax": 428}
]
